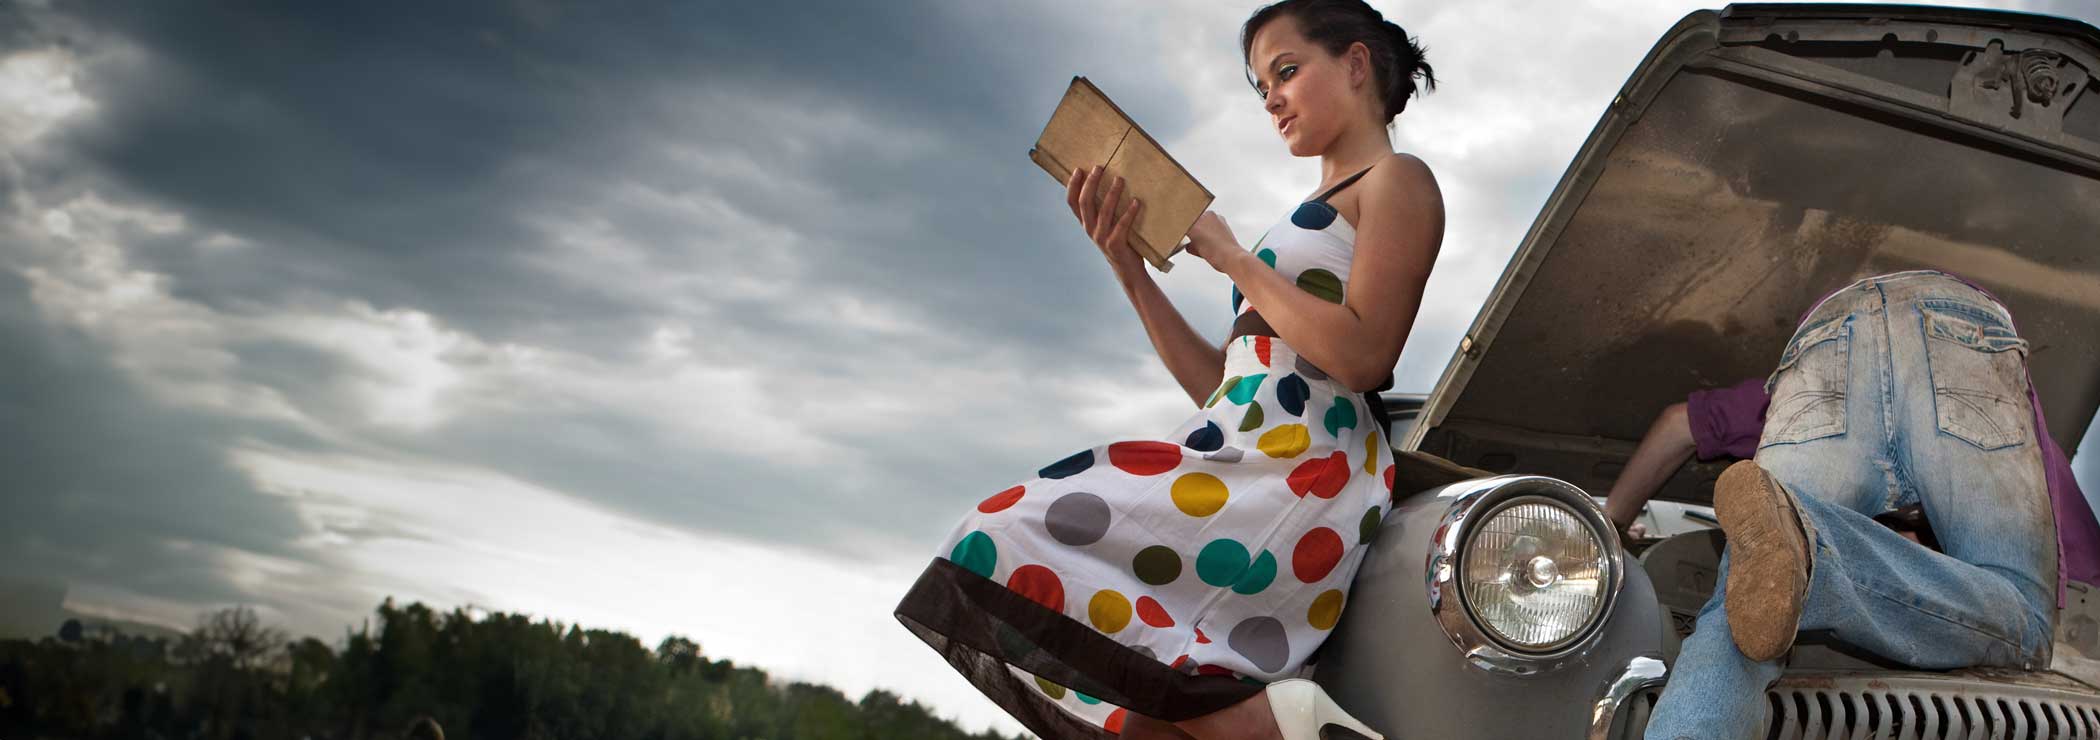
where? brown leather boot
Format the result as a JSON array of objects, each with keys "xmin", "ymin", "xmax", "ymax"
[{"xmin": 1715, "ymin": 460, "xmax": 1814, "ymax": 662}]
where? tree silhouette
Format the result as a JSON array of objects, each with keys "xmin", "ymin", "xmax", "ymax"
[{"xmin": 0, "ymin": 597, "xmax": 1025, "ymax": 740}]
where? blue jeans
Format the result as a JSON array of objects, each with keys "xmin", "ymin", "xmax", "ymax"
[{"xmin": 1646, "ymin": 271, "xmax": 2055, "ymax": 739}]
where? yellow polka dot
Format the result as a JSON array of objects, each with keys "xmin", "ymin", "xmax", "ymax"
[
  {"xmin": 1035, "ymin": 676, "xmax": 1067, "ymax": 699},
  {"xmin": 1257, "ymin": 424, "xmax": 1311, "ymax": 458},
  {"xmin": 1171, "ymin": 472, "xmax": 1229, "ymax": 517},
  {"xmin": 1308, "ymin": 589, "xmax": 1345, "ymax": 630},
  {"xmin": 1363, "ymin": 431, "xmax": 1380, "ymax": 475},
  {"xmin": 1089, "ymin": 590, "xmax": 1133, "ymax": 634}
]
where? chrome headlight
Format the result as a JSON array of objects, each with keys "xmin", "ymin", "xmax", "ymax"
[
  {"xmin": 1459, "ymin": 497, "xmax": 1610, "ymax": 651},
  {"xmin": 1427, "ymin": 476, "xmax": 1621, "ymax": 674}
]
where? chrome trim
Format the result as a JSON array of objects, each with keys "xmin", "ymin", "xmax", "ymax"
[
  {"xmin": 1426, "ymin": 475, "xmax": 1624, "ymax": 675},
  {"xmin": 1588, "ymin": 655, "xmax": 1667, "ymax": 740}
]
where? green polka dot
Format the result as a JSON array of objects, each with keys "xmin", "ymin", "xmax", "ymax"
[
  {"xmin": 1296, "ymin": 269, "xmax": 1345, "ymax": 304},
  {"xmin": 950, "ymin": 531, "xmax": 997, "ymax": 578},
  {"xmin": 1206, "ymin": 375, "xmax": 1241, "ymax": 408},
  {"xmin": 1324, "ymin": 396, "xmax": 1358, "ymax": 436},
  {"xmin": 1226, "ymin": 374, "xmax": 1268, "ymax": 405},
  {"xmin": 1238, "ymin": 401, "xmax": 1266, "ymax": 432},
  {"xmin": 1232, "ymin": 550, "xmax": 1277, "ymax": 595},
  {"xmin": 1134, "ymin": 546, "xmax": 1182, "ymax": 585},
  {"xmin": 1360, "ymin": 506, "xmax": 1383, "ymax": 544},
  {"xmin": 1197, "ymin": 539, "xmax": 1252, "ymax": 588},
  {"xmin": 1035, "ymin": 677, "xmax": 1067, "ymax": 700},
  {"xmin": 1257, "ymin": 248, "xmax": 1277, "ymax": 268}
]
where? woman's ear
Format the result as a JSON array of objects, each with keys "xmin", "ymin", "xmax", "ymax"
[{"xmin": 1349, "ymin": 42, "xmax": 1370, "ymax": 89}]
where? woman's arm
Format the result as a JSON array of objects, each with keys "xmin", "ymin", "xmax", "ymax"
[
  {"xmin": 1066, "ymin": 164, "xmax": 1226, "ymax": 406},
  {"xmin": 1116, "ymin": 269, "xmax": 1228, "ymax": 407},
  {"xmin": 1221, "ymin": 153, "xmax": 1445, "ymax": 392}
]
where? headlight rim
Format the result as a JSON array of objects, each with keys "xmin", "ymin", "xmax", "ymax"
[
  {"xmin": 1456, "ymin": 494, "xmax": 1614, "ymax": 654},
  {"xmin": 1425, "ymin": 475, "xmax": 1624, "ymax": 676}
]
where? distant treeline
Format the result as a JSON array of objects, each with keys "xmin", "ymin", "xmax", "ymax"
[{"xmin": 0, "ymin": 599, "xmax": 1022, "ymax": 740}]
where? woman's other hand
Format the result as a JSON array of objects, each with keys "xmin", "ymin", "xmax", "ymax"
[
  {"xmin": 1180, "ymin": 210, "xmax": 1242, "ymax": 274},
  {"xmin": 1067, "ymin": 165, "xmax": 1146, "ymax": 277}
]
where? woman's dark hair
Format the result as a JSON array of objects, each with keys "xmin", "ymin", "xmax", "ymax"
[{"xmin": 1240, "ymin": 0, "xmax": 1436, "ymax": 122}]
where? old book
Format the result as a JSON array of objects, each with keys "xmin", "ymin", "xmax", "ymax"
[{"xmin": 1028, "ymin": 76, "xmax": 1214, "ymax": 272}]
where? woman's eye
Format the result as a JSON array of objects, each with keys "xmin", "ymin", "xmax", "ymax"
[{"xmin": 1280, "ymin": 65, "xmax": 1296, "ymax": 80}]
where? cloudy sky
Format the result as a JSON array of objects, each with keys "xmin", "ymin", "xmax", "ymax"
[{"xmin": 3, "ymin": 0, "xmax": 2098, "ymax": 734}]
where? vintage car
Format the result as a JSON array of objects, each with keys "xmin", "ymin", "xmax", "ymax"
[{"xmin": 1323, "ymin": 4, "xmax": 2100, "ymax": 738}]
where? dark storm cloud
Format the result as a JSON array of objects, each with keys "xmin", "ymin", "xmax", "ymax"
[
  {"xmin": 0, "ymin": 0, "xmax": 1207, "ymax": 591},
  {"xmin": 35, "ymin": 0, "xmax": 1195, "ymax": 353}
]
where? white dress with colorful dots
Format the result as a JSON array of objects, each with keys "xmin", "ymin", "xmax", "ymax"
[{"xmin": 897, "ymin": 165, "xmax": 1392, "ymax": 738}]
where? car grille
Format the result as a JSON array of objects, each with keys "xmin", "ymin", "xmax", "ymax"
[{"xmin": 1609, "ymin": 671, "xmax": 2100, "ymax": 739}]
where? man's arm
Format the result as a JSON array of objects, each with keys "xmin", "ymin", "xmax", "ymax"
[{"xmin": 1604, "ymin": 402, "xmax": 1696, "ymax": 542}]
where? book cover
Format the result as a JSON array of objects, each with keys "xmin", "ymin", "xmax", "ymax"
[{"xmin": 1028, "ymin": 76, "xmax": 1214, "ymax": 272}]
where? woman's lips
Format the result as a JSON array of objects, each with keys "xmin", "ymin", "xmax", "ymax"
[{"xmin": 1279, "ymin": 116, "xmax": 1297, "ymax": 134}]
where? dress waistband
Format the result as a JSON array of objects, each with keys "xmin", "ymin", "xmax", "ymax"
[{"xmin": 1226, "ymin": 311, "xmax": 1394, "ymax": 425}]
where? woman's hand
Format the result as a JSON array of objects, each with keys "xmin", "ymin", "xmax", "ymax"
[
  {"xmin": 1067, "ymin": 165, "xmax": 1146, "ymax": 277},
  {"xmin": 1180, "ymin": 210, "xmax": 1242, "ymax": 275}
]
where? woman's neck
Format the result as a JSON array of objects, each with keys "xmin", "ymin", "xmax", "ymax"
[{"xmin": 1317, "ymin": 119, "xmax": 1396, "ymax": 187}]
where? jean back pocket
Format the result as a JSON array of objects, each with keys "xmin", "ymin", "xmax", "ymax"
[
  {"xmin": 1760, "ymin": 314, "xmax": 1851, "ymax": 448},
  {"xmin": 1919, "ymin": 300, "xmax": 2032, "ymax": 451}
]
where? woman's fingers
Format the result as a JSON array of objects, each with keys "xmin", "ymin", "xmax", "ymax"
[
  {"xmin": 1106, "ymin": 197, "xmax": 1141, "ymax": 253},
  {"xmin": 1092, "ymin": 174, "xmax": 1124, "ymax": 241},
  {"xmin": 1077, "ymin": 165, "xmax": 1103, "ymax": 230},
  {"xmin": 1066, "ymin": 167, "xmax": 1085, "ymax": 216}
]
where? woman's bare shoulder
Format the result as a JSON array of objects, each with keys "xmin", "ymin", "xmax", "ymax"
[{"xmin": 1364, "ymin": 152, "xmax": 1439, "ymax": 199}]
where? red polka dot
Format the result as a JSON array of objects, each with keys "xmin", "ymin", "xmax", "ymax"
[
  {"xmin": 1136, "ymin": 596, "xmax": 1174, "ymax": 628},
  {"xmin": 977, "ymin": 485, "xmax": 1025, "ymax": 513},
  {"xmin": 1007, "ymin": 565, "xmax": 1065, "ymax": 612},
  {"xmin": 1287, "ymin": 452, "xmax": 1350, "ymax": 499},
  {"xmin": 1195, "ymin": 627, "xmax": 1210, "ymax": 644},
  {"xmin": 1255, "ymin": 336, "xmax": 1272, "ymax": 366},
  {"xmin": 1293, "ymin": 527, "xmax": 1345, "ymax": 583},
  {"xmin": 1196, "ymin": 663, "xmax": 1234, "ymax": 677},
  {"xmin": 1383, "ymin": 465, "xmax": 1396, "ymax": 494},
  {"xmin": 1105, "ymin": 708, "xmax": 1128, "ymax": 734},
  {"xmin": 1170, "ymin": 654, "xmax": 1190, "ymax": 669},
  {"xmin": 1109, "ymin": 441, "xmax": 1182, "ymax": 476}
]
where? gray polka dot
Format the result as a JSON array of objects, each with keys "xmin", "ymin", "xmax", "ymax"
[
  {"xmin": 1131, "ymin": 645, "xmax": 1157, "ymax": 662},
  {"xmin": 1203, "ymin": 446, "xmax": 1246, "ymax": 463},
  {"xmin": 1294, "ymin": 356, "xmax": 1329, "ymax": 381},
  {"xmin": 1045, "ymin": 492, "xmax": 1111, "ymax": 546},
  {"xmin": 1228, "ymin": 616, "xmax": 1291, "ymax": 673}
]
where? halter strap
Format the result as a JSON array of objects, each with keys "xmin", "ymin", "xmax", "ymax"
[{"xmin": 1309, "ymin": 162, "xmax": 1379, "ymax": 204}]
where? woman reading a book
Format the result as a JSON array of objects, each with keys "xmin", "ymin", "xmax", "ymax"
[{"xmin": 896, "ymin": 2, "xmax": 1443, "ymax": 738}]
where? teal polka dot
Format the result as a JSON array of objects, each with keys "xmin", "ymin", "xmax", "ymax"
[
  {"xmin": 1232, "ymin": 550, "xmax": 1277, "ymax": 595},
  {"xmin": 1197, "ymin": 539, "xmax": 1252, "ymax": 587},
  {"xmin": 1257, "ymin": 248, "xmax": 1277, "ymax": 268},
  {"xmin": 950, "ymin": 531, "xmax": 997, "ymax": 579},
  {"xmin": 1226, "ymin": 374, "xmax": 1268, "ymax": 405},
  {"xmin": 1324, "ymin": 396, "xmax": 1359, "ymax": 436},
  {"xmin": 1076, "ymin": 691, "xmax": 1102, "ymax": 705}
]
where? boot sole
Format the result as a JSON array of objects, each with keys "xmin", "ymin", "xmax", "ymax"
[{"xmin": 1715, "ymin": 461, "xmax": 1810, "ymax": 662}]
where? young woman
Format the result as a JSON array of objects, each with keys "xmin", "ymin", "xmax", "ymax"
[{"xmin": 896, "ymin": 2, "xmax": 1444, "ymax": 738}]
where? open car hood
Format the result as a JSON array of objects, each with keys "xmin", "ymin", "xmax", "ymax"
[{"xmin": 1407, "ymin": 4, "xmax": 2100, "ymax": 505}]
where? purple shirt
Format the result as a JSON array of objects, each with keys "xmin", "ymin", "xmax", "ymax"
[{"xmin": 1689, "ymin": 271, "xmax": 2100, "ymax": 607}]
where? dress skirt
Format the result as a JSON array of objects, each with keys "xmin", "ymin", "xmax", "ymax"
[{"xmin": 895, "ymin": 335, "xmax": 1396, "ymax": 737}]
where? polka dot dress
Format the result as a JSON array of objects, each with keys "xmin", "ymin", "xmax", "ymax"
[
  {"xmin": 936, "ymin": 335, "xmax": 1393, "ymax": 732},
  {"xmin": 899, "ymin": 164, "xmax": 1394, "ymax": 737}
]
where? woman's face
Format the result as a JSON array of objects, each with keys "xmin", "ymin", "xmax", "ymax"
[{"xmin": 1247, "ymin": 15, "xmax": 1365, "ymax": 157}]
